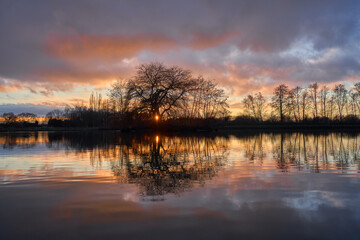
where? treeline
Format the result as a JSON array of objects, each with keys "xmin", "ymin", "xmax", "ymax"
[
  {"xmin": 238, "ymin": 82, "xmax": 360, "ymax": 124},
  {"xmin": 0, "ymin": 112, "xmax": 39, "ymax": 128},
  {"xmin": 47, "ymin": 62, "xmax": 229, "ymax": 129}
]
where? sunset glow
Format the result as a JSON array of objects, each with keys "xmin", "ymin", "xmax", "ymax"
[{"xmin": 1, "ymin": 0, "xmax": 359, "ymax": 115}]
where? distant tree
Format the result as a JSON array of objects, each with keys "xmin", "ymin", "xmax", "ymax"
[
  {"xmin": 349, "ymin": 90, "xmax": 358, "ymax": 117},
  {"xmin": 319, "ymin": 86, "xmax": 329, "ymax": 118},
  {"xmin": 353, "ymin": 82, "xmax": 360, "ymax": 114},
  {"xmin": 333, "ymin": 84, "xmax": 348, "ymax": 120},
  {"xmin": 309, "ymin": 82, "xmax": 319, "ymax": 118},
  {"xmin": 17, "ymin": 112, "xmax": 37, "ymax": 122},
  {"xmin": 300, "ymin": 88, "xmax": 309, "ymax": 121},
  {"xmin": 46, "ymin": 110, "xmax": 63, "ymax": 119},
  {"xmin": 241, "ymin": 92, "xmax": 265, "ymax": 121},
  {"xmin": 254, "ymin": 92, "xmax": 266, "ymax": 122},
  {"xmin": 2, "ymin": 112, "xmax": 17, "ymax": 125},
  {"xmin": 242, "ymin": 94, "xmax": 256, "ymax": 119},
  {"xmin": 271, "ymin": 84, "xmax": 290, "ymax": 122},
  {"xmin": 286, "ymin": 89, "xmax": 296, "ymax": 121},
  {"xmin": 108, "ymin": 80, "xmax": 131, "ymax": 115},
  {"xmin": 291, "ymin": 86, "xmax": 302, "ymax": 122},
  {"xmin": 188, "ymin": 77, "xmax": 229, "ymax": 119}
]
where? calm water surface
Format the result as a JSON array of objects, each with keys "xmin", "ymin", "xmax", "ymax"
[{"xmin": 1, "ymin": 131, "xmax": 360, "ymax": 239}]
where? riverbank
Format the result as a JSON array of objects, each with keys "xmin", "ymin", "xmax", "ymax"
[{"xmin": 2, "ymin": 123, "xmax": 360, "ymax": 133}]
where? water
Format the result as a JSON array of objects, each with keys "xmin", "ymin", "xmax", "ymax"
[{"xmin": 1, "ymin": 131, "xmax": 359, "ymax": 239}]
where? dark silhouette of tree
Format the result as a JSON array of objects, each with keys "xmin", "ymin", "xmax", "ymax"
[
  {"xmin": 17, "ymin": 113, "xmax": 37, "ymax": 122},
  {"xmin": 333, "ymin": 84, "xmax": 348, "ymax": 120},
  {"xmin": 46, "ymin": 109, "xmax": 64, "ymax": 119},
  {"xmin": 2, "ymin": 112, "xmax": 17, "ymax": 125},
  {"xmin": 127, "ymin": 62, "xmax": 195, "ymax": 120},
  {"xmin": 271, "ymin": 84, "xmax": 290, "ymax": 122},
  {"xmin": 108, "ymin": 81, "xmax": 131, "ymax": 115},
  {"xmin": 300, "ymin": 88, "xmax": 309, "ymax": 121},
  {"xmin": 292, "ymin": 86, "xmax": 302, "ymax": 122},
  {"xmin": 309, "ymin": 82, "xmax": 319, "ymax": 118},
  {"xmin": 242, "ymin": 92, "xmax": 265, "ymax": 122},
  {"xmin": 185, "ymin": 76, "xmax": 229, "ymax": 119},
  {"xmin": 319, "ymin": 86, "xmax": 329, "ymax": 118}
]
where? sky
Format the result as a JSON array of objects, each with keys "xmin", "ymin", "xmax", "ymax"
[{"xmin": 0, "ymin": 0, "xmax": 360, "ymax": 115}]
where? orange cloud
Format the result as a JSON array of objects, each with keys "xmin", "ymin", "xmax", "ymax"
[
  {"xmin": 45, "ymin": 32, "xmax": 239, "ymax": 62},
  {"xmin": 45, "ymin": 34, "xmax": 178, "ymax": 61}
]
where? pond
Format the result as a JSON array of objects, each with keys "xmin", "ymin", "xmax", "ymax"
[{"xmin": 1, "ymin": 131, "xmax": 360, "ymax": 239}]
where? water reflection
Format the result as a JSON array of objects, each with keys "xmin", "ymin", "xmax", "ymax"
[
  {"xmin": 45, "ymin": 132, "xmax": 229, "ymax": 200},
  {"xmin": 1, "ymin": 131, "xmax": 360, "ymax": 177},
  {"xmin": 241, "ymin": 132, "xmax": 360, "ymax": 173},
  {"xmin": 1, "ymin": 131, "xmax": 360, "ymax": 239}
]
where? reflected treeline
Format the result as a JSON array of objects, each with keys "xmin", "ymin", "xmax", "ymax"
[
  {"xmin": 1, "ymin": 131, "xmax": 360, "ymax": 194},
  {"xmin": 46, "ymin": 132, "xmax": 229, "ymax": 200},
  {"xmin": 0, "ymin": 131, "xmax": 47, "ymax": 149},
  {"xmin": 242, "ymin": 132, "xmax": 360, "ymax": 173}
]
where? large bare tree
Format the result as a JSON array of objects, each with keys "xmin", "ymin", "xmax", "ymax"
[{"xmin": 127, "ymin": 63, "xmax": 195, "ymax": 119}]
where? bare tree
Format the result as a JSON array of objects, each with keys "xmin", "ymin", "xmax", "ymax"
[
  {"xmin": 2, "ymin": 112, "xmax": 17, "ymax": 124},
  {"xmin": 242, "ymin": 92, "xmax": 266, "ymax": 121},
  {"xmin": 333, "ymin": 84, "xmax": 348, "ymax": 120},
  {"xmin": 186, "ymin": 77, "xmax": 228, "ymax": 119},
  {"xmin": 242, "ymin": 95, "xmax": 252, "ymax": 118},
  {"xmin": 107, "ymin": 63, "xmax": 229, "ymax": 121},
  {"xmin": 108, "ymin": 80, "xmax": 131, "ymax": 115},
  {"xmin": 46, "ymin": 110, "xmax": 64, "ymax": 119},
  {"xmin": 353, "ymin": 82, "xmax": 360, "ymax": 114},
  {"xmin": 242, "ymin": 94, "xmax": 256, "ymax": 119},
  {"xmin": 319, "ymin": 86, "xmax": 329, "ymax": 118},
  {"xmin": 271, "ymin": 84, "xmax": 290, "ymax": 122},
  {"xmin": 292, "ymin": 86, "xmax": 302, "ymax": 122},
  {"xmin": 127, "ymin": 62, "xmax": 195, "ymax": 120},
  {"xmin": 300, "ymin": 88, "xmax": 309, "ymax": 121},
  {"xmin": 254, "ymin": 92, "xmax": 266, "ymax": 122},
  {"xmin": 309, "ymin": 82, "xmax": 319, "ymax": 118},
  {"xmin": 17, "ymin": 113, "xmax": 37, "ymax": 122},
  {"xmin": 349, "ymin": 90, "xmax": 358, "ymax": 117},
  {"xmin": 286, "ymin": 89, "xmax": 297, "ymax": 121}
]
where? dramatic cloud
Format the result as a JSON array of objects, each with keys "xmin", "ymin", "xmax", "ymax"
[{"xmin": 0, "ymin": 0, "xmax": 359, "ymax": 113}]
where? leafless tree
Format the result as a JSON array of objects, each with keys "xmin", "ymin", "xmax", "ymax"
[
  {"xmin": 333, "ymin": 84, "xmax": 348, "ymax": 120},
  {"xmin": 242, "ymin": 92, "xmax": 266, "ymax": 121},
  {"xmin": 300, "ymin": 88, "xmax": 309, "ymax": 121},
  {"xmin": 254, "ymin": 92, "xmax": 266, "ymax": 121},
  {"xmin": 353, "ymin": 82, "xmax": 360, "ymax": 114},
  {"xmin": 319, "ymin": 86, "xmax": 329, "ymax": 118},
  {"xmin": 108, "ymin": 81, "xmax": 131, "ymax": 115},
  {"xmin": 127, "ymin": 62, "xmax": 195, "ymax": 119},
  {"xmin": 46, "ymin": 109, "xmax": 64, "ymax": 119},
  {"xmin": 2, "ymin": 112, "xmax": 17, "ymax": 124},
  {"xmin": 271, "ymin": 84, "xmax": 290, "ymax": 122},
  {"xmin": 309, "ymin": 82, "xmax": 319, "ymax": 118},
  {"xmin": 291, "ymin": 86, "xmax": 302, "ymax": 122}
]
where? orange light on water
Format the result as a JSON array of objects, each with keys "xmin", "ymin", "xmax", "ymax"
[{"xmin": 156, "ymin": 136, "xmax": 159, "ymax": 143}]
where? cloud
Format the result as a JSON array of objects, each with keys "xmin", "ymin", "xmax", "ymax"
[
  {"xmin": 0, "ymin": 0, "xmax": 359, "ymax": 113},
  {"xmin": 0, "ymin": 103, "xmax": 61, "ymax": 115}
]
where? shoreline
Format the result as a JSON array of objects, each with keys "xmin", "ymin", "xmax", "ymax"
[{"xmin": 2, "ymin": 123, "xmax": 360, "ymax": 133}]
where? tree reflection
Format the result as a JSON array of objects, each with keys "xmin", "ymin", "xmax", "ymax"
[
  {"xmin": 1, "ymin": 131, "xmax": 359, "ymax": 191},
  {"xmin": 240, "ymin": 132, "xmax": 360, "ymax": 173},
  {"xmin": 45, "ymin": 132, "xmax": 229, "ymax": 200},
  {"xmin": 110, "ymin": 135, "xmax": 228, "ymax": 200},
  {"xmin": 0, "ymin": 132, "xmax": 44, "ymax": 149}
]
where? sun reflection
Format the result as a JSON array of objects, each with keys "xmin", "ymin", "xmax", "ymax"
[{"xmin": 155, "ymin": 135, "xmax": 159, "ymax": 143}]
